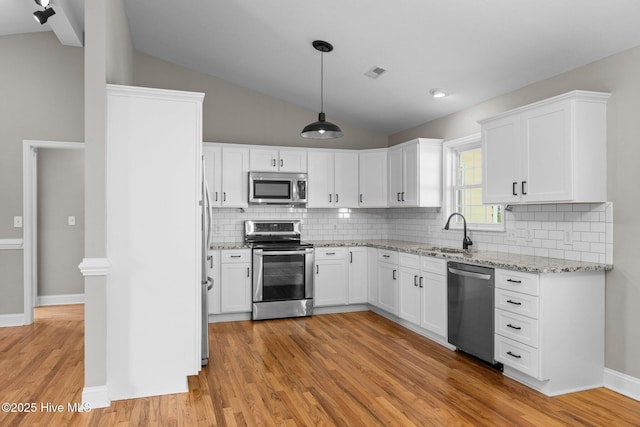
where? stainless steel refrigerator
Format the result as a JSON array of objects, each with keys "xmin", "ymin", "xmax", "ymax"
[{"xmin": 201, "ymin": 157, "xmax": 213, "ymax": 366}]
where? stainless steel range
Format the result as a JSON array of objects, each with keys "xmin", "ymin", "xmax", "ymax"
[{"xmin": 245, "ymin": 220, "xmax": 314, "ymax": 320}]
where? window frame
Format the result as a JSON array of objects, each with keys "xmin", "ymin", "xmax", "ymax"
[{"xmin": 442, "ymin": 133, "xmax": 505, "ymax": 232}]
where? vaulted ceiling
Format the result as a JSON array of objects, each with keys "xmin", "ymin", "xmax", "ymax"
[{"xmin": 5, "ymin": 0, "xmax": 640, "ymax": 135}]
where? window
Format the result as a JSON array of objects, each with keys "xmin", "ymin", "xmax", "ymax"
[{"xmin": 443, "ymin": 134, "xmax": 503, "ymax": 231}]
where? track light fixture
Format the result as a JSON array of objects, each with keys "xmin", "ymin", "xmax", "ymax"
[
  {"xmin": 33, "ymin": 0, "xmax": 55, "ymax": 25},
  {"xmin": 301, "ymin": 40, "xmax": 343, "ymax": 140}
]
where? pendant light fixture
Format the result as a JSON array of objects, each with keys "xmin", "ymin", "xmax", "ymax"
[{"xmin": 301, "ymin": 40, "xmax": 343, "ymax": 139}]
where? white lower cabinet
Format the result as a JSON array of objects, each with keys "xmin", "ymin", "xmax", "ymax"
[
  {"xmin": 314, "ymin": 248, "xmax": 348, "ymax": 307},
  {"xmin": 220, "ymin": 249, "xmax": 252, "ymax": 313},
  {"xmin": 493, "ymin": 268, "xmax": 605, "ymax": 396},
  {"xmin": 347, "ymin": 247, "xmax": 368, "ymax": 304},
  {"xmin": 419, "ymin": 257, "xmax": 447, "ymax": 338},
  {"xmin": 367, "ymin": 247, "xmax": 379, "ymax": 306},
  {"xmin": 398, "ymin": 253, "xmax": 421, "ymax": 325},
  {"xmin": 398, "ymin": 253, "xmax": 447, "ymax": 338},
  {"xmin": 377, "ymin": 250, "xmax": 399, "ymax": 315},
  {"xmin": 207, "ymin": 249, "xmax": 221, "ymax": 314}
]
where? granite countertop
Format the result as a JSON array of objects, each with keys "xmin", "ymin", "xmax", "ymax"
[
  {"xmin": 308, "ymin": 239, "xmax": 612, "ymax": 274},
  {"xmin": 210, "ymin": 239, "xmax": 612, "ymax": 273}
]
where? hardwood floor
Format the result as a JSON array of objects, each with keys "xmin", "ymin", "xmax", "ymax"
[{"xmin": 1, "ymin": 306, "xmax": 639, "ymax": 426}]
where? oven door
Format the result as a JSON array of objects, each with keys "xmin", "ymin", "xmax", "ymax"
[{"xmin": 253, "ymin": 248, "xmax": 314, "ymax": 302}]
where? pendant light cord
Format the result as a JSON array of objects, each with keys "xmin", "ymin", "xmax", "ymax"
[{"xmin": 320, "ymin": 50, "xmax": 324, "ymax": 114}]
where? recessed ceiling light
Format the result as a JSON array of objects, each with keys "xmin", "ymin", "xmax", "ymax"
[{"xmin": 429, "ymin": 88, "xmax": 449, "ymax": 98}]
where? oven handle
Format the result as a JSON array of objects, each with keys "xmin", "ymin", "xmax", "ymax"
[{"xmin": 254, "ymin": 249, "xmax": 314, "ymax": 256}]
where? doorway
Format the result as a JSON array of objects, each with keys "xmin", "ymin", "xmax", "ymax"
[{"xmin": 23, "ymin": 140, "xmax": 84, "ymax": 325}]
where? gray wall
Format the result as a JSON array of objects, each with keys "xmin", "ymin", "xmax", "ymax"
[
  {"xmin": 133, "ymin": 53, "xmax": 388, "ymax": 149},
  {"xmin": 37, "ymin": 148, "xmax": 84, "ymax": 298},
  {"xmin": 390, "ymin": 45, "xmax": 640, "ymax": 379},
  {"xmin": 0, "ymin": 32, "xmax": 84, "ymax": 314}
]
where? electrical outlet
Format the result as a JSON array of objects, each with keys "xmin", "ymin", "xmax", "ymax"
[
  {"xmin": 564, "ymin": 230, "xmax": 573, "ymax": 245},
  {"xmin": 506, "ymin": 229, "xmax": 517, "ymax": 242},
  {"xmin": 68, "ymin": 216, "xmax": 76, "ymax": 226},
  {"xmin": 525, "ymin": 229, "xmax": 534, "ymax": 242},
  {"xmin": 13, "ymin": 216, "xmax": 22, "ymax": 228}
]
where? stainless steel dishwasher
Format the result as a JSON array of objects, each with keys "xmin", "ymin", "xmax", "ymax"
[{"xmin": 447, "ymin": 261, "xmax": 499, "ymax": 367}]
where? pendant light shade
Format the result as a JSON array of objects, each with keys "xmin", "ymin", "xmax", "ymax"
[{"xmin": 301, "ymin": 40, "xmax": 343, "ymax": 139}]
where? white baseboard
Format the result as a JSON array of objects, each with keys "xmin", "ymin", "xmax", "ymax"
[
  {"xmin": 604, "ymin": 368, "xmax": 640, "ymax": 401},
  {"xmin": 37, "ymin": 293, "xmax": 85, "ymax": 306},
  {"xmin": 82, "ymin": 385, "xmax": 111, "ymax": 409},
  {"xmin": 0, "ymin": 313, "xmax": 26, "ymax": 327}
]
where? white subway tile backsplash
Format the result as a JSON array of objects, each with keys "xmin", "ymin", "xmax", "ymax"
[{"xmin": 210, "ymin": 202, "xmax": 613, "ymax": 263}]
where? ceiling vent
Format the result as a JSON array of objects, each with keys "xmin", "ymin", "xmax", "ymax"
[{"xmin": 364, "ymin": 66, "xmax": 387, "ymax": 79}]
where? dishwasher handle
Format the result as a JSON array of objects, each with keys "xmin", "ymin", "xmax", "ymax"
[{"xmin": 448, "ymin": 267, "xmax": 492, "ymax": 281}]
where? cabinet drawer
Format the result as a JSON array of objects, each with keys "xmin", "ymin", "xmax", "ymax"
[
  {"xmin": 399, "ymin": 252, "xmax": 420, "ymax": 268},
  {"xmin": 221, "ymin": 249, "xmax": 250, "ymax": 263},
  {"xmin": 420, "ymin": 256, "xmax": 446, "ymax": 275},
  {"xmin": 315, "ymin": 247, "xmax": 347, "ymax": 260},
  {"xmin": 378, "ymin": 249, "xmax": 398, "ymax": 264},
  {"xmin": 495, "ymin": 309, "xmax": 539, "ymax": 348},
  {"xmin": 495, "ymin": 335, "xmax": 541, "ymax": 379},
  {"xmin": 495, "ymin": 288, "xmax": 539, "ymax": 319},
  {"xmin": 496, "ymin": 269, "xmax": 539, "ymax": 296}
]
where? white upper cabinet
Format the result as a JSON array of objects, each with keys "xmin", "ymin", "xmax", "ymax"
[
  {"xmin": 249, "ymin": 148, "xmax": 307, "ymax": 172},
  {"xmin": 308, "ymin": 150, "xmax": 359, "ymax": 208},
  {"xmin": 481, "ymin": 90, "xmax": 609, "ymax": 205},
  {"xmin": 359, "ymin": 149, "xmax": 388, "ymax": 207},
  {"xmin": 203, "ymin": 144, "xmax": 222, "ymax": 207},
  {"xmin": 221, "ymin": 146, "xmax": 249, "ymax": 207},
  {"xmin": 388, "ymin": 138, "xmax": 442, "ymax": 207}
]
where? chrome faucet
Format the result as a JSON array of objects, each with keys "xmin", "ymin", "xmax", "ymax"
[{"xmin": 444, "ymin": 213, "xmax": 473, "ymax": 250}]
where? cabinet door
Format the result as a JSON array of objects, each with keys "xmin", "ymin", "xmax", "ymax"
[
  {"xmin": 378, "ymin": 262, "xmax": 398, "ymax": 315},
  {"xmin": 387, "ymin": 146, "xmax": 404, "ymax": 207},
  {"xmin": 207, "ymin": 250, "xmax": 221, "ymax": 314},
  {"xmin": 334, "ymin": 151, "xmax": 359, "ymax": 208},
  {"xmin": 203, "ymin": 145, "xmax": 222, "ymax": 207},
  {"xmin": 314, "ymin": 259, "xmax": 348, "ymax": 306},
  {"xmin": 402, "ymin": 143, "xmax": 419, "ymax": 206},
  {"xmin": 220, "ymin": 262, "xmax": 252, "ymax": 313},
  {"xmin": 367, "ymin": 248, "xmax": 379, "ymax": 306},
  {"xmin": 420, "ymin": 272, "xmax": 447, "ymax": 338},
  {"xmin": 398, "ymin": 266, "xmax": 421, "ymax": 325},
  {"xmin": 482, "ymin": 115, "xmax": 521, "ymax": 204},
  {"xmin": 359, "ymin": 151, "xmax": 388, "ymax": 207},
  {"xmin": 221, "ymin": 147, "xmax": 249, "ymax": 207},
  {"xmin": 348, "ymin": 247, "xmax": 367, "ymax": 304},
  {"xmin": 279, "ymin": 150, "xmax": 307, "ymax": 173},
  {"xmin": 249, "ymin": 148, "xmax": 278, "ymax": 171},
  {"xmin": 307, "ymin": 151, "xmax": 335, "ymax": 207},
  {"xmin": 521, "ymin": 102, "xmax": 572, "ymax": 202}
]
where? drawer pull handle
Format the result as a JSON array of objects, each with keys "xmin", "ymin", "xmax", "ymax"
[
  {"xmin": 506, "ymin": 299, "xmax": 522, "ymax": 306},
  {"xmin": 507, "ymin": 279, "xmax": 522, "ymax": 284},
  {"xmin": 383, "ymin": 254, "xmax": 390, "ymax": 258},
  {"xmin": 326, "ymin": 252, "xmax": 336, "ymax": 255},
  {"xmin": 507, "ymin": 351, "xmax": 522, "ymax": 359},
  {"xmin": 230, "ymin": 255, "xmax": 242, "ymax": 258},
  {"xmin": 507, "ymin": 324, "xmax": 522, "ymax": 330}
]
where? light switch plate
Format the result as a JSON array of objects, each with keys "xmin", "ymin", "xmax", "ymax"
[
  {"xmin": 13, "ymin": 216, "xmax": 22, "ymax": 228},
  {"xmin": 68, "ymin": 216, "xmax": 76, "ymax": 226}
]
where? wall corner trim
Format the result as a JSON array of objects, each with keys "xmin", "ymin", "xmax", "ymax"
[
  {"xmin": 78, "ymin": 258, "xmax": 111, "ymax": 277},
  {"xmin": 82, "ymin": 385, "xmax": 111, "ymax": 409},
  {"xmin": 0, "ymin": 239, "xmax": 24, "ymax": 250},
  {"xmin": 604, "ymin": 368, "xmax": 640, "ymax": 402}
]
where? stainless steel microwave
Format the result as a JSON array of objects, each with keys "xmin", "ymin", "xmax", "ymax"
[{"xmin": 248, "ymin": 172, "xmax": 307, "ymax": 206}]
